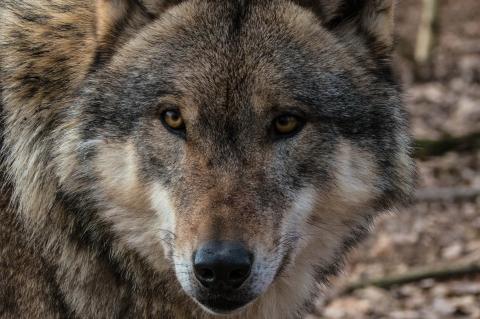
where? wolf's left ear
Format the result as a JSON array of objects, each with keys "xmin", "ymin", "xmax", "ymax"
[
  {"xmin": 297, "ymin": 0, "xmax": 395, "ymax": 55},
  {"xmin": 96, "ymin": 0, "xmax": 151, "ymax": 46},
  {"xmin": 95, "ymin": 0, "xmax": 182, "ymax": 62}
]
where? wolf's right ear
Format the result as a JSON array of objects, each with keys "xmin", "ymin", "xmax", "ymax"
[
  {"xmin": 95, "ymin": 0, "xmax": 182, "ymax": 63},
  {"xmin": 295, "ymin": 0, "xmax": 396, "ymax": 56}
]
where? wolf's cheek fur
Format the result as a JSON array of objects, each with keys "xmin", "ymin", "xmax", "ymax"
[
  {"xmin": 277, "ymin": 140, "xmax": 380, "ymax": 275},
  {"xmin": 255, "ymin": 141, "xmax": 382, "ymax": 317},
  {"xmin": 91, "ymin": 141, "xmax": 174, "ymax": 272},
  {"xmin": 331, "ymin": 140, "xmax": 381, "ymax": 208}
]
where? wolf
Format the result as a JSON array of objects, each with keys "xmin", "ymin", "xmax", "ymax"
[{"xmin": 0, "ymin": 0, "xmax": 414, "ymax": 318}]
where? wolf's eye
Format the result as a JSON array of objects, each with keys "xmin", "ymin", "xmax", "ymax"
[
  {"xmin": 273, "ymin": 114, "xmax": 304, "ymax": 137},
  {"xmin": 161, "ymin": 110, "xmax": 185, "ymax": 132}
]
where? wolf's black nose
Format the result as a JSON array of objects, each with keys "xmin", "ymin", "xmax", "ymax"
[{"xmin": 193, "ymin": 241, "xmax": 252, "ymax": 290}]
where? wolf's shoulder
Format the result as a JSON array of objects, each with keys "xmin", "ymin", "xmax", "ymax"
[{"xmin": 0, "ymin": 192, "xmax": 68, "ymax": 319}]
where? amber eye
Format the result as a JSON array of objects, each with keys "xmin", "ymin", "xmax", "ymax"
[
  {"xmin": 273, "ymin": 114, "xmax": 303, "ymax": 136},
  {"xmin": 162, "ymin": 110, "xmax": 185, "ymax": 131}
]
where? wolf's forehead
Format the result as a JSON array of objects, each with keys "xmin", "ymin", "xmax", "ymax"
[
  {"xmin": 157, "ymin": 17, "xmax": 329, "ymax": 107},
  {"xmin": 116, "ymin": 0, "xmax": 360, "ymax": 120},
  {"xmin": 151, "ymin": 0, "xmax": 332, "ymax": 70}
]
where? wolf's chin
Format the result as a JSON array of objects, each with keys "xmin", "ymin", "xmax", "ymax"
[{"xmin": 194, "ymin": 298, "xmax": 252, "ymax": 317}]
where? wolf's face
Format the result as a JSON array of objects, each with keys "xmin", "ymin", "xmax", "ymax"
[{"xmin": 57, "ymin": 0, "xmax": 413, "ymax": 315}]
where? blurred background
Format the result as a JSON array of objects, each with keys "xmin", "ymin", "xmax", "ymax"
[{"xmin": 312, "ymin": 1, "xmax": 480, "ymax": 318}]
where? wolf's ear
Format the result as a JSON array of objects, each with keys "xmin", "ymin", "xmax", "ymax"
[
  {"xmin": 297, "ymin": 0, "xmax": 395, "ymax": 55},
  {"xmin": 95, "ymin": 0, "xmax": 182, "ymax": 62},
  {"xmin": 96, "ymin": 0, "xmax": 150, "ymax": 46}
]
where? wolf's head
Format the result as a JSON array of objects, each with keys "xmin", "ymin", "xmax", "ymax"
[{"xmin": 56, "ymin": 0, "xmax": 414, "ymax": 316}]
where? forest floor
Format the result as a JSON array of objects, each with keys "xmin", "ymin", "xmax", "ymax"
[{"xmin": 313, "ymin": 1, "xmax": 480, "ymax": 318}]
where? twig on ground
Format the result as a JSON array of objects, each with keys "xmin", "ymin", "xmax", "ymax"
[
  {"xmin": 415, "ymin": 187, "xmax": 480, "ymax": 202},
  {"xmin": 415, "ymin": 132, "xmax": 480, "ymax": 158},
  {"xmin": 341, "ymin": 263, "xmax": 480, "ymax": 295}
]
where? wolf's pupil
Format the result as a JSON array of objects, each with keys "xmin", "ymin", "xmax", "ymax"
[
  {"xmin": 162, "ymin": 110, "xmax": 185, "ymax": 131},
  {"xmin": 274, "ymin": 115, "xmax": 301, "ymax": 136}
]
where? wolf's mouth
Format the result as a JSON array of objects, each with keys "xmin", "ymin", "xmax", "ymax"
[{"xmin": 197, "ymin": 296, "xmax": 251, "ymax": 314}]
